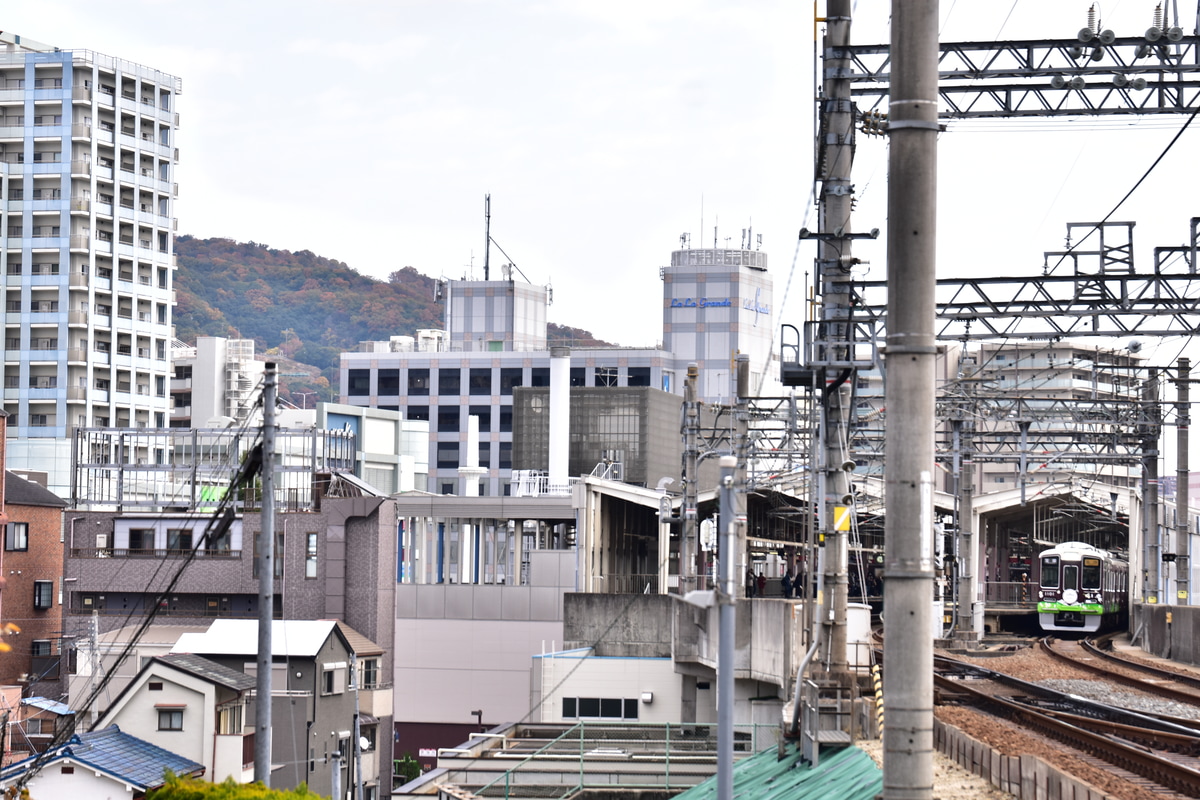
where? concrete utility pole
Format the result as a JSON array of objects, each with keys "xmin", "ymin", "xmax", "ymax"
[
  {"xmin": 883, "ymin": 2, "xmax": 938, "ymax": 800},
  {"xmin": 1144, "ymin": 371, "xmax": 1161, "ymax": 604},
  {"xmin": 818, "ymin": 0, "xmax": 856, "ymax": 683},
  {"xmin": 681, "ymin": 363, "xmax": 700, "ymax": 591},
  {"xmin": 716, "ymin": 455, "xmax": 738, "ymax": 800},
  {"xmin": 255, "ymin": 361, "xmax": 277, "ymax": 786},
  {"xmin": 1176, "ymin": 358, "xmax": 1191, "ymax": 604}
]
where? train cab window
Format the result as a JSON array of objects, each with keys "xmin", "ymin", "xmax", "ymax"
[
  {"xmin": 1081, "ymin": 557, "xmax": 1101, "ymax": 589},
  {"xmin": 1062, "ymin": 564, "xmax": 1078, "ymax": 591},
  {"xmin": 1040, "ymin": 556, "xmax": 1060, "ymax": 587}
]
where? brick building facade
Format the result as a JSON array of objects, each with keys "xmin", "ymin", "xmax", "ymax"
[{"xmin": 0, "ymin": 473, "xmax": 67, "ymax": 698}]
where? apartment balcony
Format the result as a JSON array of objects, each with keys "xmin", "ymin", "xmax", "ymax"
[
  {"xmin": 69, "ymin": 272, "xmax": 88, "ymax": 288},
  {"xmin": 71, "ymin": 123, "xmax": 92, "ymax": 140},
  {"xmin": 67, "ymin": 347, "xmax": 87, "ymax": 363},
  {"xmin": 70, "ymin": 197, "xmax": 91, "ymax": 213},
  {"xmin": 66, "ymin": 386, "xmax": 86, "ymax": 402},
  {"xmin": 72, "ymin": 86, "xmax": 92, "ymax": 103},
  {"xmin": 68, "ymin": 310, "xmax": 89, "ymax": 326},
  {"xmin": 0, "ymin": 125, "xmax": 21, "ymax": 140}
]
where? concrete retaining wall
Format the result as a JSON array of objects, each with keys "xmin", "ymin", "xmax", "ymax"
[{"xmin": 935, "ymin": 719, "xmax": 1109, "ymax": 800}]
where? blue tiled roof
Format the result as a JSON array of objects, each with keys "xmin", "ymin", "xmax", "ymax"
[{"xmin": 5, "ymin": 725, "xmax": 203, "ymax": 790}]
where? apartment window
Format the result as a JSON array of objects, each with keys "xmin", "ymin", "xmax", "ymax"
[
  {"xmin": 407, "ymin": 368, "xmax": 429, "ymax": 396},
  {"xmin": 358, "ymin": 657, "xmax": 380, "ymax": 690},
  {"xmin": 305, "ymin": 532, "xmax": 318, "ymax": 579},
  {"xmin": 468, "ymin": 406, "xmax": 491, "ymax": 432},
  {"xmin": 438, "ymin": 368, "xmax": 461, "ymax": 395},
  {"xmin": 436, "ymin": 442, "xmax": 459, "ymax": 469},
  {"xmin": 33, "ymin": 581, "xmax": 53, "ymax": 610},
  {"xmin": 437, "ymin": 407, "xmax": 460, "ymax": 433},
  {"xmin": 174, "ymin": 365, "xmax": 191, "ymax": 379},
  {"xmin": 348, "ymin": 369, "xmax": 370, "ymax": 397},
  {"xmin": 31, "ymin": 640, "xmax": 51, "ymax": 658},
  {"xmin": 468, "ymin": 368, "xmax": 492, "ymax": 395},
  {"xmin": 377, "ymin": 369, "xmax": 400, "ymax": 395},
  {"xmin": 561, "ymin": 697, "xmax": 639, "ymax": 721},
  {"xmin": 5, "ymin": 522, "xmax": 28, "ymax": 552},
  {"xmin": 157, "ymin": 709, "xmax": 184, "ymax": 731},
  {"xmin": 478, "ymin": 441, "xmax": 491, "ymax": 469},
  {"xmin": 628, "ymin": 367, "xmax": 651, "ymax": 387},
  {"xmin": 500, "ymin": 368, "xmax": 523, "ymax": 394}
]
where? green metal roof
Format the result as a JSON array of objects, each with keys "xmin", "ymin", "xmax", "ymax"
[{"xmin": 673, "ymin": 742, "xmax": 883, "ymax": 800}]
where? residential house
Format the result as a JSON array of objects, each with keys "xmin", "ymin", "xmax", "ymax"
[
  {"xmin": 95, "ymin": 652, "xmax": 255, "ymax": 784},
  {"xmin": 0, "ymin": 724, "xmax": 203, "ymax": 799},
  {"xmin": 172, "ymin": 618, "xmax": 387, "ymax": 799}
]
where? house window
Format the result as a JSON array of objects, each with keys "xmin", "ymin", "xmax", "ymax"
[
  {"xmin": 360, "ymin": 724, "xmax": 377, "ymax": 752},
  {"xmin": 5, "ymin": 522, "xmax": 28, "ymax": 551},
  {"xmin": 129, "ymin": 528, "xmax": 153, "ymax": 552},
  {"xmin": 348, "ymin": 369, "xmax": 370, "ymax": 396},
  {"xmin": 33, "ymin": 581, "xmax": 53, "ymax": 610},
  {"xmin": 158, "ymin": 708, "xmax": 184, "ymax": 731},
  {"xmin": 25, "ymin": 718, "xmax": 48, "ymax": 736},
  {"xmin": 218, "ymin": 703, "xmax": 242, "ymax": 735},
  {"xmin": 31, "ymin": 640, "xmax": 51, "ymax": 658},
  {"xmin": 166, "ymin": 528, "xmax": 192, "ymax": 553},
  {"xmin": 322, "ymin": 663, "xmax": 346, "ymax": 695},
  {"xmin": 358, "ymin": 657, "xmax": 379, "ymax": 690},
  {"xmin": 305, "ymin": 532, "xmax": 318, "ymax": 579}
]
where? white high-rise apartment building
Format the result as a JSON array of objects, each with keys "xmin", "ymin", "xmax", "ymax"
[{"xmin": 0, "ymin": 32, "xmax": 179, "ymax": 496}]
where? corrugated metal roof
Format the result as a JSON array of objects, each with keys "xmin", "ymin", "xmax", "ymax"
[
  {"xmin": 673, "ymin": 742, "xmax": 882, "ymax": 800},
  {"xmin": 172, "ymin": 619, "xmax": 337, "ymax": 658},
  {"xmin": 22, "ymin": 697, "xmax": 71, "ymax": 716}
]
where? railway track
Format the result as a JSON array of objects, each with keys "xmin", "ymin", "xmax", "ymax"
[
  {"xmin": 934, "ymin": 651, "xmax": 1200, "ymax": 798},
  {"xmin": 1039, "ymin": 635, "xmax": 1200, "ymax": 706}
]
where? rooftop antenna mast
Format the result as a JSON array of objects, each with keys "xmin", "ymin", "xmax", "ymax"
[{"xmin": 483, "ymin": 194, "xmax": 491, "ymax": 281}]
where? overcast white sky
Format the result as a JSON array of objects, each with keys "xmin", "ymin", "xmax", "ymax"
[{"xmin": 7, "ymin": 1, "xmax": 1200, "ymax": 363}]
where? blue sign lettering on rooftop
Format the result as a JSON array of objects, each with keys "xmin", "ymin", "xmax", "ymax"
[{"xmin": 670, "ymin": 297, "xmax": 732, "ymax": 309}]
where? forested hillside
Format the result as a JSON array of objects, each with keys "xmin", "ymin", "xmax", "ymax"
[{"xmin": 172, "ymin": 236, "xmax": 611, "ymax": 399}]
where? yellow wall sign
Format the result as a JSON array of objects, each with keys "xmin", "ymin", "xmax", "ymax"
[{"xmin": 834, "ymin": 505, "xmax": 851, "ymax": 531}]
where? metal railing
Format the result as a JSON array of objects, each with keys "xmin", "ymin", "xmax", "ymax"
[{"xmin": 465, "ymin": 721, "xmax": 772, "ymax": 799}]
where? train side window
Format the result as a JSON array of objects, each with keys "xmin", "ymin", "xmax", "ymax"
[
  {"xmin": 1040, "ymin": 556, "xmax": 1060, "ymax": 588},
  {"xmin": 1081, "ymin": 558, "xmax": 1101, "ymax": 589}
]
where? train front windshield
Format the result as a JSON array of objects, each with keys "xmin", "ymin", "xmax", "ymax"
[
  {"xmin": 1041, "ymin": 555, "xmax": 1060, "ymax": 588},
  {"xmin": 1081, "ymin": 557, "xmax": 1101, "ymax": 589}
]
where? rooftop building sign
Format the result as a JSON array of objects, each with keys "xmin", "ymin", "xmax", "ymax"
[{"xmin": 670, "ymin": 249, "xmax": 768, "ymax": 269}]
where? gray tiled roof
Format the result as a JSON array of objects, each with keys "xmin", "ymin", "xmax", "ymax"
[
  {"xmin": 4, "ymin": 471, "xmax": 67, "ymax": 508},
  {"xmin": 154, "ymin": 653, "xmax": 256, "ymax": 691}
]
